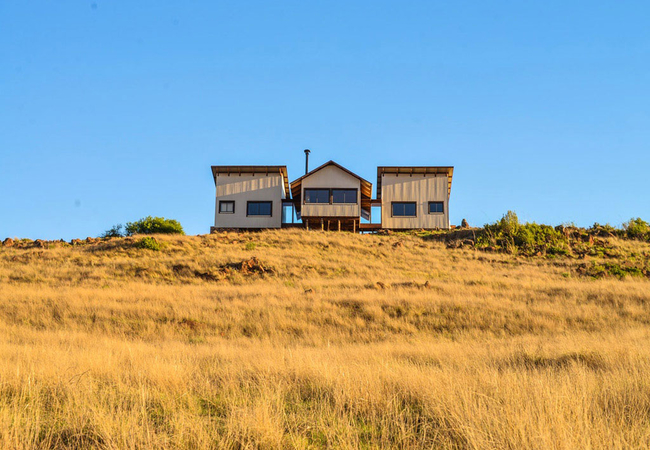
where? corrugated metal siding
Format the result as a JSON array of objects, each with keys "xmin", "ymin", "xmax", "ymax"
[
  {"xmin": 381, "ymin": 174, "xmax": 450, "ymax": 229},
  {"xmin": 214, "ymin": 173, "xmax": 285, "ymax": 229},
  {"xmin": 301, "ymin": 165, "xmax": 361, "ymax": 218}
]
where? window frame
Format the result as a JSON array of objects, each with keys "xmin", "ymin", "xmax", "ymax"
[
  {"xmin": 304, "ymin": 188, "xmax": 359, "ymax": 205},
  {"xmin": 428, "ymin": 201, "xmax": 444, "ymax": 214},
  {"xmin": 391, "ymin": 202, "xmax": 417, "ymax": 217},
  {"xmin": 303, "ymin": 188, "xmax": 332, "ymax": 204},
  {"xmin": 246, "ymin": 201, "xmax": 273, "ymax": 217},
  {"xmin": 218, "ymin": 200, "xmax": 235, "ymax": 214},
  {"xmin": 331, "ymin": 188, "xmax": 358, "ymax": 204}
]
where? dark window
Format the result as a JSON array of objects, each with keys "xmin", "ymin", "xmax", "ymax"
[
  {"xmin": 332, "ymin": 189, "xmax": 357, "ymax": 204},
  {"xmin": 219, "ymin": 201, "xmax": 235, "ymax": 214},
  {"xmin": 304, "ymin": 189, "xmax": 330, "ymax": 204},
  {"xmin": 428, "ymin": 201, "xmax": 444, "ymax": 214},
  {"xmin": 247, "ymin": 201, "xmax": 272, "ymax": 216},
  {"xmin": 392, "ymin": 202, "xmax": 416, "ymax": 217}
]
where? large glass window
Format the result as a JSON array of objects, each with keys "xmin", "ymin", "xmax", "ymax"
[
  {"xmin": 428, "ymin": 201, "xmax": 444, "ymax": 214},
  {"xmin": 219, "ymin": 201, "xmax": 235, "ymax": 214},
  {"xmin": 247, "ymin": 201, "xmax": 272, "ymax": 216},
  {"xmin": 392, "ymin": 202, "xmax": 416, "ymax": 217},
  {"xmin": 304, "ymin": 189, "xmax": 330, "ymax": 204},
  {"xmin": 332, "ymin": 189, "xmax": 357, "ymax": 204}
]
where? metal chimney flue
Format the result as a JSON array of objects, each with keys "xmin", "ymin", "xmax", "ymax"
[{"xmin": 304, "ymin": 149, "xmax": 311, "ymax": 174}]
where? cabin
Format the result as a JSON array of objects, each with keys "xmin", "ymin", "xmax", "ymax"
[
  {"xmin": 377, "ymin": 166, "xmax": 453, "ymax": 230},
  {"xmin": 211, "ymin": 165, "xmax": 289, "ymax": 230},
  {"xmin": 210, "ymin": 157, "xmax": 454, "ymax": 232},
  {"xmin": 289, "ymin": 161, "xmax": 372, "ymax": 232}
]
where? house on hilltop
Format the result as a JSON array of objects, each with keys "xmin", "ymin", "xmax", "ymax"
[
  {"xmin": 210, "ymin": 154, "xmax": 453, "ymax": 232},
  {"xmin": 290, "ymin": 160, "xmax": 372, "ymax": 232}
]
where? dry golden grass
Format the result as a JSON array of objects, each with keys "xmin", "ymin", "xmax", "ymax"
[{"xmin": 1, "ymin": 229, "xmax": 649, "ymax": 449}]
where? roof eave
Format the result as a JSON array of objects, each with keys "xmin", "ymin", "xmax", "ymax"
[
  {"xmin": 376, "ymin": 166, "xmax": 454, "ymax": 200},
  {"xmin": 211, "ymin": 165, "xmax": 290, "ymax": 198},
  {"xmin": 290, "ymin": 160, "xmax": 372, "ymax": 189}
]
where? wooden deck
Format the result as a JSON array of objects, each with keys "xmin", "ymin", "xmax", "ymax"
[
  {"xmin": 280, "ymin": 222, "xmax": 383, "ymax": 232},
  {"xmin": 359, "ymin": 223, "xmax": 382, "ymax": 231}
]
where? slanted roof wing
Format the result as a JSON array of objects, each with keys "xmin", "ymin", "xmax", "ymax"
[{"xmin": 211, "ymin": 165, "xmax": 290, "ymax": 197}]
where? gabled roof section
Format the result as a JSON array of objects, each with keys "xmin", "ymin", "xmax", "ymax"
[
  {"xmin": 211, "ymin": 165, "xmax": 290, "ymax": 197},
  {"xmin": 290, "ymin": 160, "xmax": 372, "ymax": 197},
  {"xmin": 290, "ymin": 160, "xmax": 373, "ymax": 216},
  {"xmin": 377, "ymin": 166, "xmax": 454, "ymax": 199}
]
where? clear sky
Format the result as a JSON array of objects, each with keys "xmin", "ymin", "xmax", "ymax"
[{"xmin": 1, "ymin": 1, "xmax": 648, "ymax": 240}]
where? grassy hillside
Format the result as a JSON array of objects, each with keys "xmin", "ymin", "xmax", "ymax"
[{"xmin": 1, "ymin": 229, "xmax": 649, "ymax": 449}]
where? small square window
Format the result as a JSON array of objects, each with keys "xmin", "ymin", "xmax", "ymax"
[
  {"xmin": 428, "ymin": 202, "xmax": 444, "ymax": 214},
  {"xmin": 219, "ymin": 201, "xmax": 235, "ymax": 214}
]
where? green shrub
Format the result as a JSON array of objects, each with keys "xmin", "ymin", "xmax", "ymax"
[
  {"xmin": 498, "ymin": 210, "xmax": 520, "ymax": 235},
  {"xmin": 125, "ymin": 216, "xmax": 184, "ymax": 236},
  {"xmin": 623, "ymin": 218, "xmax": 649, "ymax": 241},
  {"xmin": 548, "ymin": 245, "xmax": 570, "ymax": 256},
  {"xmin": 135, "ymin": 237, "xmax": 162, "ymax": 251},
  {"xmin": 583, "ymin": 262, "xmax": 646, "ymax": 279},
  {"xmin": 101, "ymin": 224, "xmax": 124, "ymax": 238}
]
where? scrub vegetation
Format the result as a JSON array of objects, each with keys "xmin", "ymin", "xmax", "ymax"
[
  {"xmin": 1, "ymin": 228, "xmax": 650, "ymax": 448},
  {"xmin": 101, "ymin": 216, "xmax": 185, "ymax": 238},
  {"xmin": 476, "ymin": 211, "xmax": 650, "ymax": 257}
]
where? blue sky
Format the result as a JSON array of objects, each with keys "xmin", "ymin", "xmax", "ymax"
[{"xmin": 1, "ymin": 1, "xmax": 648, "ymax": 239}]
